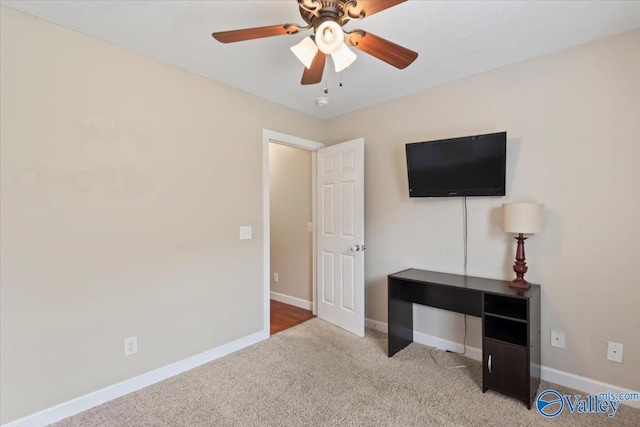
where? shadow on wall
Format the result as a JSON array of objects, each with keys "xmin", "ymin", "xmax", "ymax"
[{"xmin": 365, "ymin": 274, "xmax": 387, "ymax": 321}]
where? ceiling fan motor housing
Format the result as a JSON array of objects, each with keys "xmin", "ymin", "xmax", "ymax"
[{"xmin": 299, "ymin": 0, "xmax": 350, "ymax": 27}]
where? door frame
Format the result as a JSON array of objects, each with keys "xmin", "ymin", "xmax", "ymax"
[{"xmin": 262, "ymin": 129, "xmax": 324, "ymax": 335}]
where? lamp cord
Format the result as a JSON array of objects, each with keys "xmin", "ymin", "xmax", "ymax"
[
  {"xmin": 463, "ymin": 196, "xmax": 468, "ymax": 277},
  {"xmin": 449, "ymin": 197, "xmax": 468, "ymax": 356},
  {"xmin": 431, "ymin": 197, "xmax": 469, "ymax": 367},
  {"xmin": 459, "ymin": 196, "xmax": 468, "ymax": 356}
]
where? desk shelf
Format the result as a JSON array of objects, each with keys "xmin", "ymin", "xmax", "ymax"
[
  {"xmin": 482, "ymin": 290, "xmax": 540, "ymax": 409},
  {"xmin": 484, "ymin": 293, "xmax": 527, "ymax": 321},
  {"xmin": 388, "ymin": 269, "xmax": 541, "ymax": 409},
  {"xmin": 484, "ymin": 315, "xmax": 528, "ymax": 347}
]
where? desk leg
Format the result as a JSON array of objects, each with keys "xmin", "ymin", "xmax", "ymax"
[{"xmin": 388, "ymin": 289, "xmax": 413, "ymax": 357}]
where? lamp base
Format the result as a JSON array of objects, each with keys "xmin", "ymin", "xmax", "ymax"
[
  {"xmin": 510, "ymin": 233, "xmax": 531, "ymax": 290},
  {"xmin": 509, "ymin": 278, "xmax": 531, "ymax": 290}
]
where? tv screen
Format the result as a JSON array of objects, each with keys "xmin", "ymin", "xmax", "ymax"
[{"xmin": 406, "ymin": 132, "xmax": 506, "ymax": 197}]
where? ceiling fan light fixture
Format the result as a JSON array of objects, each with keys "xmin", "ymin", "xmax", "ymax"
[
  {"xmin": 212, "ymin": 0, "xmax": 418, "ymax": 86},
  {"xmin": 290, "ymin": 36, "xmax": 319, "ymax": 69},
  {"xmin": 315, "ymin": 20, "xmax": 343, "ymax": 55},
  {"xmin": 331, "ymin": 42, "xmax": 357, "ymax": 72}
]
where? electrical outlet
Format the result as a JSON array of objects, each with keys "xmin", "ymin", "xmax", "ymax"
[
  {"xmin": 239, "ymin": 226, "xmax": 252, "ymax": 240},
  {"xmin": 273, "ymin": 272, "xmax": 279, "ymax": 283},
  {"xmin": 607, "ymin": 341, "xmax": 623, "ymax": 363},
  {"xmin": 124, "ymin": 336, "xmax": 137, "ymax": 356},
  {"xmin": 551, "ymin": 330, "xmax": 565, "ymax": 348}
]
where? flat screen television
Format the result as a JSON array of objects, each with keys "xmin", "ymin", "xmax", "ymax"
[{"xmin": 406, "ymin": 131, "xmax": 506, "ymax": 197}]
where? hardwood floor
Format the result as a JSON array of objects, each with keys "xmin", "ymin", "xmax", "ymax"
[{"xmin": 270, "ymin": 299, "xmax": 315, "ymax": 335}]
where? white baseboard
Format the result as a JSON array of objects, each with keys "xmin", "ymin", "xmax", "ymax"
[
  {"xmin": 270, "ymin": 291, "xmax": 312, "ymax": 311},
  {"xmin": 364, "ymin": 318, "xmax": 388, "ymax": 334},
  {"xmin": 365, "ymin": 318, "xmax": 639, "ymax": 409},
  {"xmin": 365, "ymin": 318, "xmax": 482, "ymax": 360},
  {"xmin": 540, "ymin": 366, "xmax": 640, "ymax": 409},
  {"xmin": 5, "ymin": 317, "xmax": 637, "ymax": 427},
  {"xmin": 2, "ymin": 330, "xmax": 269, "ymax": 427},
  {"xmin": 413, "ymin": 330, "xmax": 483, "ymax": 361}
]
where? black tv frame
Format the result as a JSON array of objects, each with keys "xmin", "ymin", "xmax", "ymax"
[{"xmin": 406, "ymin": 131, "xmax": 506, "ymax": 198}]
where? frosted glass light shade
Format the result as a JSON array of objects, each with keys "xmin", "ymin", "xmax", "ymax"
[
  {"xmin": 502, "ymin": 203, "xmax": 544, "ymax": 234},
  {"xmin": 315, "ymin": 20, "xmax": 343, "ymax": 54},
  {"xmin": 331, "ymin": 43, "xmax": 357, "ymax": 72},
  {"xmin": 290, "ymin": 36, "xmax": 318, "ymax": 69}
]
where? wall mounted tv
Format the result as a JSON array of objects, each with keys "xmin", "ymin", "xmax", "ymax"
[{"xmin": 406, "ymin": 131, "xmax": 506, "ymax": 197}]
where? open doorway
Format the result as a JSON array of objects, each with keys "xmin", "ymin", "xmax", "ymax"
[
  {"xmin": 269, "ymin": 142, "xmax": 314, "ymax": 334},
  {"xmin": 262, "ymin": 130, "xmax": 323, "ymax": 336}
]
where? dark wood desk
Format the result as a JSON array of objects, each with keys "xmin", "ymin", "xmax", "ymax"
[{"xmin": 388, "ymin": 268, "xmax": 541, "ymax": 408}]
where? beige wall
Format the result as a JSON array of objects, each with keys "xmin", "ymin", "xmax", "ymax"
[
  {"xmin": 325, "ymin": 29, "xmax": 640, "ymax": 391},
  {"xmin": 2, "ymin": 5, "xmax": 639, "ymax": 423},
  {"xmin": 269, "ymin": 143, "xmax": 313, "ymax": 302},
  {"xmin": 0, "ymin": 7, "xmax": 324, "ymax": 423}
]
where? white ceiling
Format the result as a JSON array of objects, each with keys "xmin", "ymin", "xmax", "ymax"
[{"xmin": 3, "ymin": 1, "xmax": 639, "ymax": 119}]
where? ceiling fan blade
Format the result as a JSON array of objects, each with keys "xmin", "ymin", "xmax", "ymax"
[
  {"xmin": 346, "ymin": 30, "xmax": 418, "ymax": 69},
  {"xmin": 301, "ymin": 51, "xmax": 326, "ymax": 85},
  {"xmin": 212, "ymin": 24, "xmax": 301, "ymax": 43},
  {"xmin": 345, "ymin": 0, "xmax": 407, "ymax": 19}
]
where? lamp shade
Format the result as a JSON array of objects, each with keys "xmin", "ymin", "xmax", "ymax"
[
  {"xmin": 331, "ymin": 43, "xmax": 357, "ymax": 72},
  {"xmin": 315, "ymin": 20, "xmax": 343, "ymax": 54},
  {"xmin": 290, "ymin": 36, "xmax": 318, "ymax": 69},
  {"xmin": 502, "ymin": 202, "xmax": 544, "ymax": 234}
]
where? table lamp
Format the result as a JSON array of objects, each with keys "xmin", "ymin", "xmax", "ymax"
[{"xmin": 502, "ymin": 202, "xmax": 544, "ymax": 290}]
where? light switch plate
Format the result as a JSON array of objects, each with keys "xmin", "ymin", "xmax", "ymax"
[
  {"xmin": 239, "ymin": 226, "xmax": 252, "ymax": 240},
  {"xmin": 308, "ymin": 222, "xmax": 313, "ymax": 232}
]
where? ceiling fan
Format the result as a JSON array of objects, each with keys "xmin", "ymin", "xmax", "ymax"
[{"xmin": 212, "ymin": 0, "xmax": 418, "ymax": 85}]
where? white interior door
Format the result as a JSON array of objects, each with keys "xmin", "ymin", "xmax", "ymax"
[{"xmin": 316, "ymin": 138, "xmax": 364, "ymax": 337}]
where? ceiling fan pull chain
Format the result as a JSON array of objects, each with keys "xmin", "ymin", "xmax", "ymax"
[
  {"xmin": 339, "ymin": 71, "xmax": 343, "ymax": 87},
  {"xmin": 324, "ymin": 59, "xmax": 329, "ymax": 94}
]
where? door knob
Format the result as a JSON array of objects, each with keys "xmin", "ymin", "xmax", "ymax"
[{"xmin": 350, "ymin": 245, "xmax": 361, "ymax": 252}]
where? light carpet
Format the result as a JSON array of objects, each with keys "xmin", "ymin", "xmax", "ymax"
[{"xmin": 53, "ymin": 318, "xmax": 639, "ymax": 426}]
